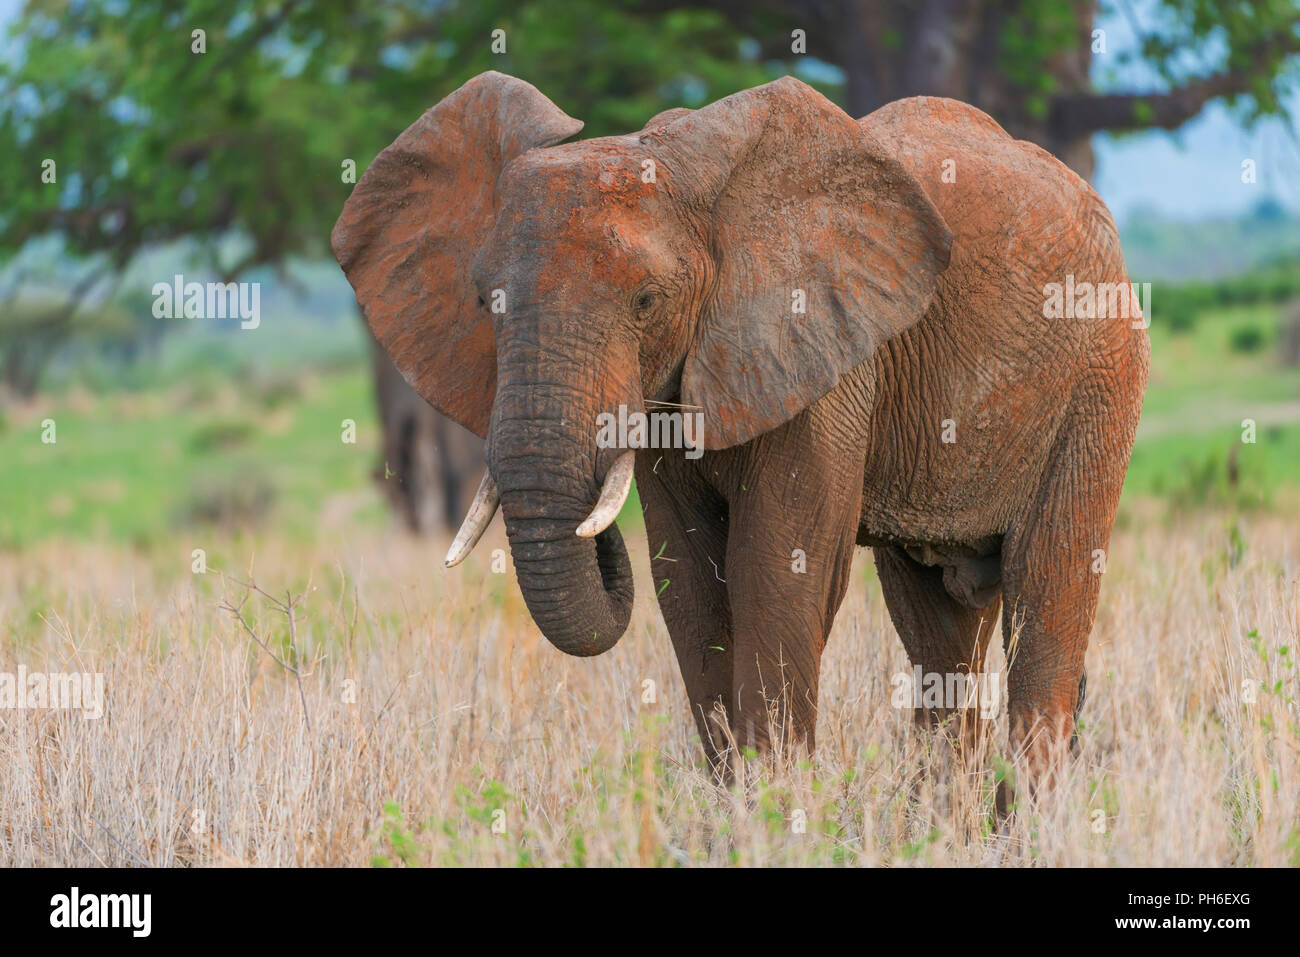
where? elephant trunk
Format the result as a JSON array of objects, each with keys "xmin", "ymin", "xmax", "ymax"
[
  {"xmin": 487, "ymin": 391, "xmax": 635, "ymax": 657},
  {"xmin": 501, "ymin": 508, "xmax": 634, "ymax": 657}
]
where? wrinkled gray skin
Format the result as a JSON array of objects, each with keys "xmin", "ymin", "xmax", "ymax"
[{"xmin": 332, "ymin": 72, "xmax": 1148, "ymax": 790}]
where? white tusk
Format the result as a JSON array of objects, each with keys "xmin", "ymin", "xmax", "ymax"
[
  {"xmin": 444, "ymin": 471, "xmax": 501, "ymax": 567},
  {"xmin": 576, "ymin": 452, "xmax": 636, "ymax": 539}
]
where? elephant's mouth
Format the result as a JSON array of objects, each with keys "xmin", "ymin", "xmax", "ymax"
[
  {"xmin": 443, "ymin": 450, "xmax": 635, "ymax": 569},
  {"xmin": 443, "ymin": 450, "xmax": 638, "ymax": 658}
]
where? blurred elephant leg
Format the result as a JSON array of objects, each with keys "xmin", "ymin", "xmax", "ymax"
[
  {"xmin": 433, "ymin": 413, "xmax": 488, "ymax": 531},
  {"xmin": 723, "ymin": 398, "xmax": 870, "ymax": 760},
  {"xmin": 637, "ymin": 453, "xmax": 733, "ymax": 777},
  {"xmin": 370, "ymin": 332, "xmax": 484, "ymax": 534},
  {"xmin": 371, "ymin": 336, "xmax": 439, "ymax": 533},
  {"xmin": 874, "ymin": 545, "xmax": 1001, "ymax": 755},
  {"xmin": 997, "ymin": 386, "xmax": 1131, "ymax": 812}
]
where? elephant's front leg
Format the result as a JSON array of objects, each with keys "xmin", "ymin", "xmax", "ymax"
[
  {"xmin": 721, "ymin": 407, "xmax": 869, "ymax": 757},
  {"xmin": 636, "ymin": 453, "xmax": 734, "ymax": 774}
]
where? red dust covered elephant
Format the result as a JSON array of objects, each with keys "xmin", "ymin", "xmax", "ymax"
[{"xmin": 331, "ymin": 72, "xmax": 1148, "ymax": 791}]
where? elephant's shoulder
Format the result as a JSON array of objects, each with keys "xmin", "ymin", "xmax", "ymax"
[
  {"xmin": 863, "ymin": 97, "xmax": 1092, "ymax": 204},
  {"xmin": 861, "ymin": 97, "xmax": 1012, "ymax": 145},
  {"xmin": 862, "ymin": 96, "xmax": 1103, "ymax": 242}
]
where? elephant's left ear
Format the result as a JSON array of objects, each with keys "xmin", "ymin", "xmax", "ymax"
[
  {"xmin": 649, "ymin": 77, "xmax": 952, "ymax": 450},
  {"xmin": 331, "ymin": 72, "xmax": 583, "ymax": 438}
]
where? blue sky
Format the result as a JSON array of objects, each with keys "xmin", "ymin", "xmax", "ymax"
[
  {"xmin": 1094, "ymin": 100, "xmax": 1300, "ymax": 224},
  {"xmin": 3, "ymin": 0, "xmax": 1297, "ymax": 225},
  {"xmin": 1089, "ymin": 6, "xmax": 1300, "ymax": 224}
]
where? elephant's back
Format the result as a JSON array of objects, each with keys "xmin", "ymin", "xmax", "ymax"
[
  {"xmin": 861, "ymin": 96, "xmax": 1120, "ymax": 269},
  {"xmin": 863, "ymin": 96, "xmax": 1015, "ymax": 146},
  {"xmin": 862, "ymin": 95, "xmax": 1139, "ymax": 376}
]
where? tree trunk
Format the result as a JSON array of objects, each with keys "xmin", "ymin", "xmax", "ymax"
[{"xmin": 832, "ymin": 0, "xmax": 1098, "ymax": 180}]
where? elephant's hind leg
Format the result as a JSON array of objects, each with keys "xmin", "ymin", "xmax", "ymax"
[
  {"xmin": 874, "ymin": 546, "xmax": 1002, "ymax": 753},
  {"xmin": 998, "ymin": 382, "xmax": 1136, "ymax": 804}
]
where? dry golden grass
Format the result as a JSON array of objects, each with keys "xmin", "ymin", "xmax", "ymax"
[{"xmin": 0, "ymin": 510, "xmax": 1296, "ymax": 867}]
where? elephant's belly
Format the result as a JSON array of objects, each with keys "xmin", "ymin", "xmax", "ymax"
[
  {"xmin": 855, "ymin": 529, "xmax": 1003, "ymax": 609},
  {"xmin": 856, "ymin": 305, "xmax": 1075, "ymax": 550},
  {"xmin": 854, "ymin": 458, "xmax": 1038, "ymax": 547},
  {"xmin": 854, "ymin": 407, "xmax": 1053, "ymax": 551}
]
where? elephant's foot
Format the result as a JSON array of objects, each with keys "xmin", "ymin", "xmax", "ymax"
[{"xmin": 994, "ymin": 707, "xmax": 1079, "ymax": 818}]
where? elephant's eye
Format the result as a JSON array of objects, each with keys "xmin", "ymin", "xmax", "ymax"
[{"xmin": 634, "ymin": 291, "xmax": 658, "ymax": 313}]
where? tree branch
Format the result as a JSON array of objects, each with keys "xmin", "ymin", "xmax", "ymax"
[{"xmin": 1050, "ymin": 35, "xmax": 1300, "ymax": 140}]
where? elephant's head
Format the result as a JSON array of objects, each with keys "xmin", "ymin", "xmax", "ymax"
[{"xmin": 332, "ymin": 71, "xmax": 951, "ymax": 658}]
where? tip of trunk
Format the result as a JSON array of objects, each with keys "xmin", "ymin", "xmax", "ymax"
[{"xmin": 508, "ymin": 518, "xmax": 634, "ymax": 658}]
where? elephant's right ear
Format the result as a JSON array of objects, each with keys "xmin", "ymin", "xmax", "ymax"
[{"xmin": 331, "ymin": 72, "xmax": 582, "ymax": 438}]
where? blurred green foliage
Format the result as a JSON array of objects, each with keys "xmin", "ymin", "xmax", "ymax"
[
  {"xmin": 1156, "ymin": 258, "xmax": 1300, "ymax": 333},
  {"xmin": 1124, "ymin": 299, "xmax": 1300, "ymax": 511},
  {"xmin": 4, "ymin": 0, "xmax": 1297, "ymax": 279},
  {"xmin": 0, "ymin": 293, "xmax": 169, "ymax": 396},
  {"xmin": 0, "ymin": 0, "xmax": 778, "ymax": 273}
]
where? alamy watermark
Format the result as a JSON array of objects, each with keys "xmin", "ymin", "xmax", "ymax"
[
  {"xmin": 0, "ymin": 666, "xmax": 105, "ymax": 719},
  {"xmin": 1043, "ymin": 274, "xmax": 1150, "ymax": 328},
  {"xmin": 596, "ymin": 403, "xmax": 704, "ymax": 459},
  {"xmin": 890, "ymin": 666, "xmax": 1001, "ymax": 719},
  {"xmin": 50, "ymin": 887, "xmax": 150, "ymax": 937},
  {"xmin": 151, "ymin": 273, "xmax": 260, "ymax": 329}
]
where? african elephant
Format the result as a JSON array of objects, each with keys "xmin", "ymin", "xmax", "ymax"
[{"xmin": 332, "ymin": 71, "xmax": 1148, "ymax": 787}]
